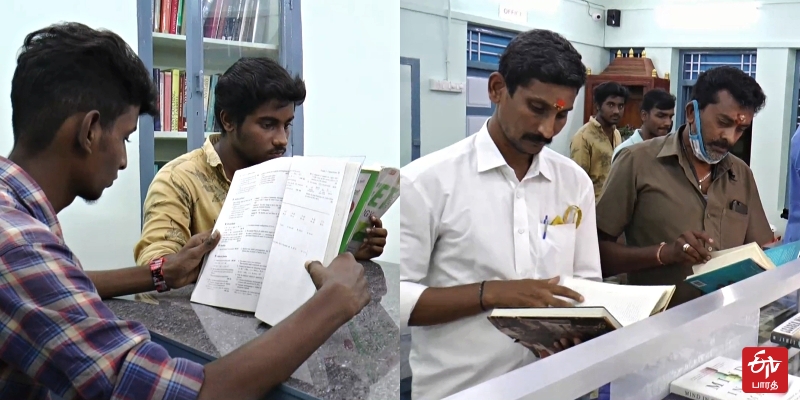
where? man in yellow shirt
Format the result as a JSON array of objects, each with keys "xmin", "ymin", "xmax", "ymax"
[
  {"xmin": 135, "ymin": 57, "xmax": 387, "ymax": 266},
  {"xmin": 569, "ymin": 81, "xmax": 628, "ymax": 199}
]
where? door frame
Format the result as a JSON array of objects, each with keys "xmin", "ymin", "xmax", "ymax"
[{"xmin": 401, "ymin": 57, "xmax": 421, "ymax": 161}]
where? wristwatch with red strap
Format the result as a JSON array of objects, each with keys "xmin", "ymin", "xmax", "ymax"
[{"xmin": 149, "ymin": 256, "xmax": 171, "ymax": 293}]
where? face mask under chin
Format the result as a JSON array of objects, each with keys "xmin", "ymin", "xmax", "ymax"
[{"xmin": 687, "ymin": 100, "xmax": 728, "ymax": 165}]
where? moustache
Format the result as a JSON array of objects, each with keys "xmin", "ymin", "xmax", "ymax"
[
  {"xmin": 707, "ymin": 140, "xmax": 731, "ymax": 152},
  {"xmin": 521, "ymin": 133, "xmax": 552, "ymax": 145}
]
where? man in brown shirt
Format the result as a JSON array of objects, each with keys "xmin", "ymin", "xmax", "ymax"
[
  {"xmin": 595, "ymin": 66, "xmax": 773, "ymax": 308},
  {"xmin": 136, "ymin": 57, "xmax": 388, "ymax": 266},
  {"xmin": 570, "ymin": 81, "xmax": 628, "ymax": 199}
]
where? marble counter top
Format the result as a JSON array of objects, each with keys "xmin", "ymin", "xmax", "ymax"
[{"xmin": 105, "ymin": 260, "xmax": 400, "ymax": 400}]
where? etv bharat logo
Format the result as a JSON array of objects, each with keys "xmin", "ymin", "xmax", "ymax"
[{"xmin": 742, "ymin": 347, "xmax": 788, "ymax": 393}]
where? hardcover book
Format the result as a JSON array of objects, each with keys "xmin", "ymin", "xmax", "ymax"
[{"xmin": 488, "ymin": 277, "xmax": 674, "ymax": 358}]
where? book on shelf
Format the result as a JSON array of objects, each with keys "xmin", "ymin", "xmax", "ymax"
[
  {"xmin": 685, "ymin": 241, "xmax": 800, "ymax": 294},
  {"xmin": 487, "ymin": 277, "xmax": 675, "ymax": 358},
  {"xmin": 189, "ymin": 156, "xmax": 399, "ymax": 326},
  {"xmin": 153, "ymin": 69, "xmax": 221, "ymax": 134},
  {"xmin": 202, "ymin": 0, "xmax": 269, "ymax": 43},
  {"xmin": 153, "ymin": 0, "xmax": 189, "ymax": 35},
  {"xmin": 153, "ymin": 0, "xmax": 271, "ymax": 43},
  {"xmin": 670, "ymin": 356, "xmax": 800, "ymax": 399},
  {"xmin": 772, "ymin": 313, "xmax": 800, "ymax": 348}
]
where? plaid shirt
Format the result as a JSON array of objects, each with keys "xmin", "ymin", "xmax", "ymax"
[{"xmin": 0, "ymin": 157, "xmax": 205, "ymax": 399}]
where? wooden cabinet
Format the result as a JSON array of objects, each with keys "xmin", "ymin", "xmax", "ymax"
[{"xmin": 583, "ymin": 53, "xmax": 671, "ymax": 131}]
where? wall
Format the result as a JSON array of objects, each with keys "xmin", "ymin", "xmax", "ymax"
[
  {"xmin": 749, "ymin": 49, "xmax": 795, "ymax": 231},
  {"xmin": 603, "ymin": 0, "xmax": 800, "ymax": 49},
  {"xmin": 301, "ymin": 0, "xmax": 400, "ymax": 264},
  {"xmin": 400, "ymin": 10, "xmax": 467, "ymax": 155},
  {"xmin": 0, "ymin": 0, "xmax": 142, "ymax": 271},
  {"xmin": 401, "ymin": 0, "xmax": 610, "ymax": 157}
]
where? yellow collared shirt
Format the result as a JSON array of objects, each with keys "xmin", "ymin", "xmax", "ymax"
[
  {"xmin": 569, "ymin": 116, "xmax": 621, "ymax": 200},
  {"xmin": 134, "ymin": 134, "xmax": 230, "ymax": 265}
]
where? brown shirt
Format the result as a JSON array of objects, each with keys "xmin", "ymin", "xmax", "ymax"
[
  {"xmin": 570, "ymin": 117, "xmax": 622, "ymax": 200},
  {"xmin": 595, "ymin": 128, "xmax": 773, "ymax": 307},
  {"xmin": 134, "ymin": 134, "xmax": 230, "ymax": 265}
]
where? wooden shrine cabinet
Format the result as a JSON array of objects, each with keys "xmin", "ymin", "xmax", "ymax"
[{"xmin": 583, "ymin": 49, "xmax": 671, "ymax": 132}]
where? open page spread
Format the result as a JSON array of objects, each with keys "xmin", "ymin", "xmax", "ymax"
[
  {"xmin": 559, "ymin": 277, "xmax": 673, "ymax": 326},
  {"xmin": 691, "ymin": 242, "xmax": 774, "ymax": 276},
  {"xmin": 190, "ymin": 157, "xmax": 293, "ymax": 312},
  {"xmin": 254, "ymin": 157, "xmax": 357, "ymax": 325}
]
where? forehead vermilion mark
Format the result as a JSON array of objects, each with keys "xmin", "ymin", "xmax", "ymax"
[
  {"xmin": 554, "ymin": 99, "xmax": 566, "ymax": 111},
  {"xmin": 736, "ymin": 114, "xmax": 746, "ymax": 124}
]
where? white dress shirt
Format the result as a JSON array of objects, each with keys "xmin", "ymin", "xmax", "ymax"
[
  {"xmin": 611, "ymin": 129, "xmax": 643, "ymax": 162},
  {"xmin": 400, "ymin": 121, "xmax": 602, "ymax": 400}
]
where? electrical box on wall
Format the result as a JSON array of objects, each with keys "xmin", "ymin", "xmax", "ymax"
[{"xmin": 429, "ymin": 79, "xmax": 464, "ymax": 93}]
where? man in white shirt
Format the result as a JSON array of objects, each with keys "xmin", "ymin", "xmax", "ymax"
[
  {"xmin": 400, "ymin": 29, "xmax": 602, "ymax": 400},
  {"xmin": 612, "ymin": 88, "xmax": 676, "ymax": 162}
]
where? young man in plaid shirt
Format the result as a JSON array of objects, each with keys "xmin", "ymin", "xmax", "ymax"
[{"xmin": 0, "ymin": 22, "xmax": 370, "ymax": 400}]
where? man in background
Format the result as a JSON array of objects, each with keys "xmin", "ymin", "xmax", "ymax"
[
  {"xmin": 401, "ymin": 29, "xmax": 600, "ymax": 400},
  {"xmin": 570, "ymin": 81, "xmax": 629, "ymax": 199},
  {"xmin": 612, "ymin": 88, "xmax": 676, "ymax": 161},
  {"xmin": 595, "ymin": 66, "xmax": 772, "ymax": 308},
  {"xmin": 135, "ymin": 57, "xmax": 388, "ymax": 267},
  {"xmin": 784, "ymin": 125, "xmax": 800, "ymax": 243},
  {"xmin": 1, "ymin": 23, "xmax": 370, "ymax": 400}
]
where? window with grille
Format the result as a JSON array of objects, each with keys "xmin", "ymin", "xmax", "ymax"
[
  {"xmin": 466, "ymin": 25, "xmax": 517, "ymax": 68},
  {"xmin": 465, "ymin": 25, "xmax": 518, "ymax": 136},
  {"xmin": 677, "ymin": 51, "xmax": 757, "ymax": 124}
]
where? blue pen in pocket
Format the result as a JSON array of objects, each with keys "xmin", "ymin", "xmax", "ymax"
[{"xmin": 542, "ymin": 215, "xmax": 549, "ymax": 239}]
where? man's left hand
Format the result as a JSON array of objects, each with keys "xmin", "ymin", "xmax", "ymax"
[
  {"xmin": 163, "ymin": 230, "xmax": 221, "ymax": 289},
  {"xmin": 354, "ymin": 216, "xmax": 387, "ymax": 261}
]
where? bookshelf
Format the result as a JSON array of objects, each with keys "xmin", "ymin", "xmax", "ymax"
[{"xmin": 136, "ymin": 0, "xmax": 300, "ymax": 208}]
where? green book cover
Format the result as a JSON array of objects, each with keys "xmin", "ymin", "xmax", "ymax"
[
  {"xmin": 345, "ymin": 168, "xmax": 400, "ymax": 254},
  {"xmin": 339, "ymin": 169, "xmax": 380, "ymax": 253}
]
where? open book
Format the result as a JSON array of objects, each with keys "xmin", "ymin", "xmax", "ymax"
[
  {"xmin": 340, "ymin": 165, "xmax": 400, "ymax": 253},
  {"xmin": 190, "ymin": 156, "xmax": 362, "ymax": 326},
  {"xmin": 685, "ymin": 241, "xmax": 799, "ymax": 294},
  {"xmin": 488, "ymin": 277, "xmax": 675, "ymax": 358}
]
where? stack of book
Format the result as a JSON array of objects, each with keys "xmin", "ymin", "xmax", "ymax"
[{"xmin": 153, "ymin": 69, "xmax": 221, "ymax": 133}]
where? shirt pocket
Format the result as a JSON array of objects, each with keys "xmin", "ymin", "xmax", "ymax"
[
  {"xmin": 537, "ymin": 223, "xmax": 577, "ymax": 278},
  {"xmin": 720, "ymin": 208, "xmax": 748, "ymax": 249}
]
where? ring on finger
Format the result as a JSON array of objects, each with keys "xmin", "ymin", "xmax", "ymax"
[{"xmin": 682, "ymin": 243, "xmax": 691, "ymax": 252}]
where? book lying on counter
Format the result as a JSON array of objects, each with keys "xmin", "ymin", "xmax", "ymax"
[
  {"xmin": 189, "ymin": 156, "xmax": 398, "ymax": 326},
  {"xmin": 761, "ymin": 298, "xmax": 797, "ymax": 344},
  {"xmin": 670, "ymin": 356, "xmax": 800, "ymax": 399},
  {"xmin": 686, "ymin": 241, "xmax": 800, "ymax": 294},
  {"xmin": 487, "ymin": 277, "xmax": 675, "ymax": 358},
  {"xmin": 772, "ymin": 313, "xmax": 800, "ymax": 348}
]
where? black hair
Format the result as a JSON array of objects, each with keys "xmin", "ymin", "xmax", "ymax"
[
  {"xmin": 690, "ymin": 66, "xmax": 766, "ymax": 113},
  {"xmin": 593, "ymin": 82, "xmax": 629, "ymax": 106},
  {"xmin": 11, "ymin": 22, "xmax": 157, "ymax": 155},
  {"xmin": 498, "ymin": 29, "xmax": 586, "ymax": 97},
  {"xmin": 214, "ymin": 57, "xmax": 306, "ymax": 134},
  {"xmin": 641, "ymin": 88, "xmax": 676, "ymax": 112}
]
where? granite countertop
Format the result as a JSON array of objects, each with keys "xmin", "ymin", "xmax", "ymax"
[{"xmin": 105, "ymin": 260, "xmax": 400, "ymax": 400}]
